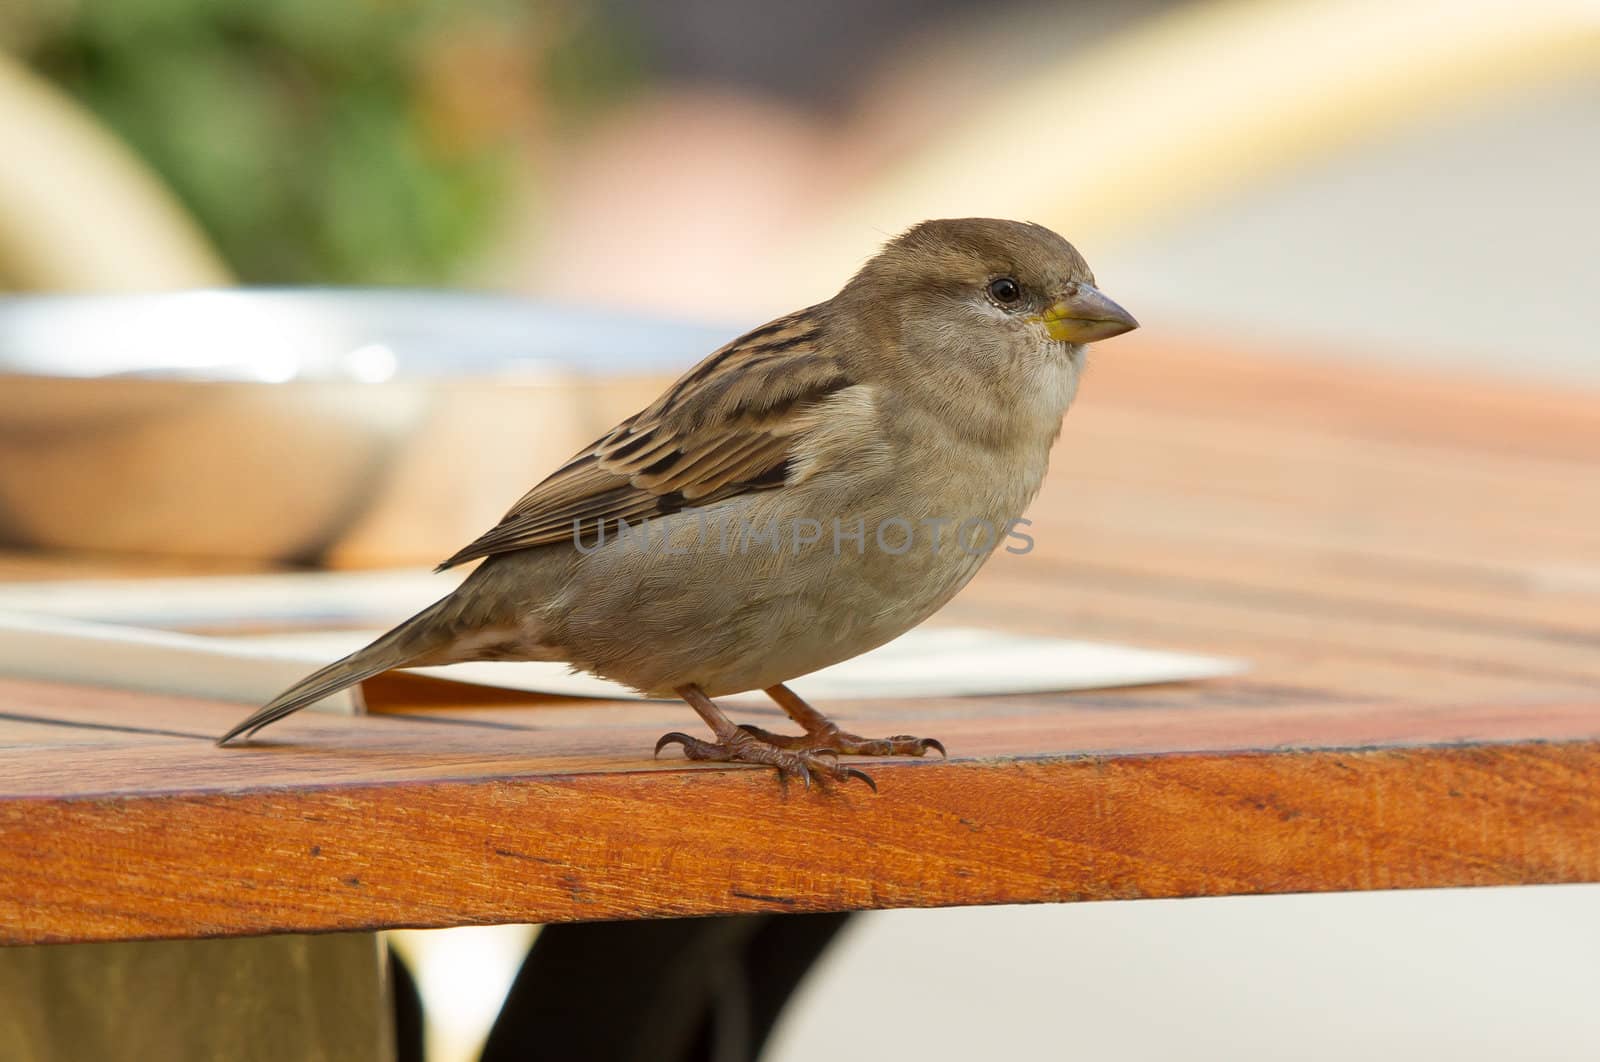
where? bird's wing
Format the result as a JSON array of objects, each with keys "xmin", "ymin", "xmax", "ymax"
[{"xmin": 437, "ymin": 308, "xmax": 855, "ymax": 569}]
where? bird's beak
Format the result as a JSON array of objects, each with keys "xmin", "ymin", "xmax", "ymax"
[{"xmin": 1039, "ymin": 284, "xmax": 1139, "ymax": 343}]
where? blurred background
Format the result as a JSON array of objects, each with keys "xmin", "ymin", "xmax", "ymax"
[
  {"xmin": 4, "ymin": 0, "xmax": 1597, "ymax": 379},
  {"xmin": 2, "ymin": 0, "xmax": 1597, "ymax": 1058}
]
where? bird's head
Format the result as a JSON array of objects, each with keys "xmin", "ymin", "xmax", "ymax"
[{"xmin": 837, "ymin": 218, "xmax": 1138, "ymax": 374}]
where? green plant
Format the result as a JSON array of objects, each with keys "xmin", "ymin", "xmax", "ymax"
[{"xmin": 18, "ymin": 0, "xmax": 638, "ymax": 284}]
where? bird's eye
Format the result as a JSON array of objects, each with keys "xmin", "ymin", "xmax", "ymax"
[{"xmin": 987, "ymin": 277, "xmax": 1022, "ymax": 306}]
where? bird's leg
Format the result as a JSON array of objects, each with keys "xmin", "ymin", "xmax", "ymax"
[
  {"xmin": 655, "ymin": 684, "xmax": 876, "ymax": 790},
  {"xmin": 740, "ymin": 684, "xmax": 947, "ymax": 758}
]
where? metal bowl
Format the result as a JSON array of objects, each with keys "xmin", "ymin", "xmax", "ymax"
[{"xmin": 0, "ymin": 290, "xmax": 730, "ymax": 565}]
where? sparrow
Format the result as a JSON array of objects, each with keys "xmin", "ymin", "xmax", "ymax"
[{"xmin": 218, "ymin": 218, "xmax": 1138, "ymax": 788}]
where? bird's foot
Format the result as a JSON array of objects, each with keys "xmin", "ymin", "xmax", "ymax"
[
  {"xmin": 738, "ymin": 721, "xmax": 946, "ymax": 759},
  {"xmin": 654, "ymin": 727, "xmax": 876, "ymax": 791}
]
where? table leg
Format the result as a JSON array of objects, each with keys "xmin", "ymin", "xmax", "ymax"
[{"xmin": 481, "ymin": 912, "xmax": 852, "ymax": 1062}]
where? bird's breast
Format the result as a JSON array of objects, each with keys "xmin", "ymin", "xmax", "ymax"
[{"xmin": 534, "ymin": 366, "xmax": 1072, "ymax": 696}]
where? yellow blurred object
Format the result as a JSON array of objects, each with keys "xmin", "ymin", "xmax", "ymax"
[
  {"xmin": 796, "ymin": 0, "xmax": 1600, "ymax": 287},
  {"xmin": 0, "ymin": 54, "xmax": 229, "ymax": 291}
]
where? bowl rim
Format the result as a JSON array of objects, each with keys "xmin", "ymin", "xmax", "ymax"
[{"xmin": 0, "ymin": 287, "xmax": 739, "ymax": 383}]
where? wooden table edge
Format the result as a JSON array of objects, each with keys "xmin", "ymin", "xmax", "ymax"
[{"xmin": 6, "ymin": 735, "xmax": 1598, "ymax": 946}]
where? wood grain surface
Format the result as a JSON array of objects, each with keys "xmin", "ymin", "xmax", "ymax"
[{"xmin": 3, "ymin": 336, "xmax": 1598, "ymax": 945}]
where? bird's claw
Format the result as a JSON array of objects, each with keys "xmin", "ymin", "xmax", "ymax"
[
  {"xmin": 654, "ymin": 727, "xmax": 873, "ymax": 791},
  {"xmin": 654, "ymin": 732, "xmax": 698, "ymax": 757},
  {"xmin": 841, "ymin": 765, "xmax": 877, "ymax": 793},
  {"xmin": 739, "ymin": 722, "xmax": 947, "ymax": 760}
]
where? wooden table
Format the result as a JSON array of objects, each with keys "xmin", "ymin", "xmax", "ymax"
[{"xmin": 3, "ymin": 338, "xmax": 1599, "ymax": 1057}]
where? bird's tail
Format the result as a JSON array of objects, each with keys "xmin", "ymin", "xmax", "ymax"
[{"xmin": 215, "ymin": 594, "xmax": 459, "ymax": 746}]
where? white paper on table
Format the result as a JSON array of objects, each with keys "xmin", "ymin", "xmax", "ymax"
[
  {"xmin": 0, "ymin": 571, "xmax": 1245, "ymax": 712},
  {"xmin": 0, "ymin": 610, "xmax": 363, "ymax": 715}
]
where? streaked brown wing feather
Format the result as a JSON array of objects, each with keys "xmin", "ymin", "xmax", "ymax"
[{"xmin": 436, "ymin": 309, "xmax": 850, "ymax": 569}]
